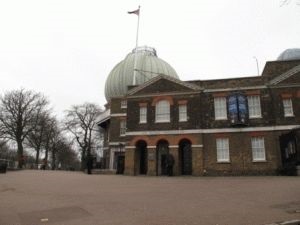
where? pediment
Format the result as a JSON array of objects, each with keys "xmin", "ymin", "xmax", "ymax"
[
  {"xmin": 127, "ymin": 75, "xmax": 201, "ymax": 96},
  {"xmin": 268, "ymin": 65, "xmax": 300, "ymax": 86},
  {"xmin": 278, "ymin": 71, "xmax": 300, "ymax": 85}
]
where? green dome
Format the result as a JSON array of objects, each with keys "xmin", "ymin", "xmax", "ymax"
[
  {"xmin": 277, "ymin": 48, "xmax": 300, "ymax": 61},
  {"xmin": 105, "ymin": 46, "xmax": 179, "ymax": 101}
]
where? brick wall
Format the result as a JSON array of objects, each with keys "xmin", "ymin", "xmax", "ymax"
[
  {"xmin": 202, "ymin": 131, "xmax": 283, "ymax": 175},
  {"xmin": 127, "ymin": 93, "xmax": 202, "ymax": 132}
]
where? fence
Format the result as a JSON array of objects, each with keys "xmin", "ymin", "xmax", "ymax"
[{"xmin": 0, "ymin": 158, "xmax": 17, "ymax": 169}]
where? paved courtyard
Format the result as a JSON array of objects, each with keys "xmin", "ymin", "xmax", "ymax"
[{"xmin": 0, "ymin": 170, "xmax": 299, "ymax": 225}]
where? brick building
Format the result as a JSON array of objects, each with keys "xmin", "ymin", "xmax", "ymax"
[{"xmin": 98, "ymin": 47, "xmax": 300, "ymax": 176}]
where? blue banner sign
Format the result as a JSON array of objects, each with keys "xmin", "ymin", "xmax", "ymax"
[{"xmin": 227, "ymin": 93, "xmax": 248, "ymax": 125}]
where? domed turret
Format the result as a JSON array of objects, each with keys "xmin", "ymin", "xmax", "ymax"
[
  {"xmin": 105, "ymin": 46, "xmax": 179, "ymax": 101},
  {"xmin": 277, "ymin": 48, "xmax": 300, "ymax": 61}
]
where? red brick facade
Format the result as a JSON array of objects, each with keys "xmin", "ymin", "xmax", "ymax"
[{"xmin": 98, "ymin": 59, "xmax": 300, "ymax": 176}]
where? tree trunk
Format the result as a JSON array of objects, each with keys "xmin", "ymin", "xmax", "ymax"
[
  {"xmin": 17, "ymin": 140, "xmax": 24, "ymax": 169},
  {"xmin": 35, "ymin": 148, "xmax": 40, "ymax": 169},
  {"xmin": 44, "ymin": 141, "xmax": 49, "ymax": 169},
  {"xmin": 81, "ymin": 150, "xmax": 86, "ymax": 171},
  {"xmin": 45, "ymin": 145, "xmax": 49, "ymax": 161},
  {"xmin": 51, "ymin": 149, "xmax": 56, "ymax": 170}
]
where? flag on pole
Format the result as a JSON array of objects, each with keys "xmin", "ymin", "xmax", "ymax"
[{"xmin": 128, "ymin": 8, "xmax": 140, "ymax": 16}]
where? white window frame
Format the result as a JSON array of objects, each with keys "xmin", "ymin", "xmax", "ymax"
[
  {"xmin": 251, "ymin": 137, "xmax": 266, "ymax": 162},
  {"xmin": 216, "ymin": 138, "xmax": 230, "ymax": 162},
  {"xmin": 139, "ymin": 106, "xmax": 147, "ymax": 124},
  {"xmin": 283, "ymin": 98, "xmax": 294, "ymax": 117},
  {"xmin": 155, "ymin": 100, "xmax": 170, "ymax": 123},
  {"xmin": 179, "ymin": 104, "xmax": 187, "ymax": 122},
  {"xmin": 120, "ymin": 120, "xmax": 126, "ymax": 136},
  {"xmin": 247, "ymin": 96, "xmax": 262, "ymax": 118},
  {"xmin": 121, "ymin": 100, "xmax": 127, "ymax": 109},
  {"xmin": 214, "ymin": 97, "xmax": 227, "ymax": 120}
]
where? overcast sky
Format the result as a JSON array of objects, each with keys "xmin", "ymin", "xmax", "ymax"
[{"xmin": 0, "ymin": 0, "xmax": 299, "ymax": 117}]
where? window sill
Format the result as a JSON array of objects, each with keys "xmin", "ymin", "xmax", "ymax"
[
  {"xmin": 252, "ymin": 160, "xmax": 267, "ymax": 163},
  {"xmin": 179, "ymin": 120, "xmax": 188, "ymax": 122},
  {"xmin": 249, "ymin": 116, "xmax": 262, "ymax": 119},
  {"xmin": 284, "ymin": 115, "xmax": 294, "ymax": 118},
  {"xmin": 120, "ymin": 134, "xmax": 126, "ymax": 137},
  {"xmin": 215, "ymin": 118, "xmax": 227, "ymax": 121},
  {"xmin": 139, "ymin": 122, "xmax": 147, "ymax": 124},
  {"xmin": 155, "ymin": 120, "xmax": 170, "ymax": 123}
]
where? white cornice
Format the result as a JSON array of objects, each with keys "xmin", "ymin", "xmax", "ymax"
[
  {"xmin": 125, "ymin": 144, "xmax": 203, "ymax": 149},
  {"xmin": 125, "ymin": 125, "xmax": 300, "ymax": 136},
  {"xmin": 111, "ymin": 113, "xmax": 127, "ymax": 117},
  {"xmin": 109, "ymin": 142, "xmax": 126, "ymax": 146},
  {"xmin": 203, "ymin": 85, "xmax": 267, "ymax": 93},
  {"xmin": 126, "ymin": 91, "xmax": 200, "ymax": 99}
]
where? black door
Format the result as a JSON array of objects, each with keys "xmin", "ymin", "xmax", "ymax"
[
  {"xmin": 116, "ymin": 155, "xmax": 125, "ymax": 174},
  {"xmin": 161, "ymin": 154, "xmax": 168, "ymax": 175},
  {"xmin": 182, "ymin": 144, "xmax": 192, "ymax": 175},
  {"xmin": 140, "ymin": 148, "xmax": 147, "ymax": 175}
]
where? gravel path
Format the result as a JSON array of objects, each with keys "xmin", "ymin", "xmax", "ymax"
[{"xmin": 0, "ymin": 170, "xmax": 299, "ymax": 225}]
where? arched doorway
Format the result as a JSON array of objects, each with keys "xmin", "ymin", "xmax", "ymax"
[
  {"xmin": 135, "ymin": 140, "xmax": 148, "ymax": 175},
  {"xmin": 156, "ymin": 140, "xmax": 169, "ymax": 176},
  {"xmin": 179, "ymin": 139, "xmax": 192, "ymax": 175}
]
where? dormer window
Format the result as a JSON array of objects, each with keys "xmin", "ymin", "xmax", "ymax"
[{"xmin": 155, "ymin": 100, "xmax": 170, "ymax": 123}]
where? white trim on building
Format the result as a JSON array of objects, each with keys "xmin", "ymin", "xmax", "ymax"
[{"xmin": 125, "ymin": 125, "xmax": 300, "ymax": 136}]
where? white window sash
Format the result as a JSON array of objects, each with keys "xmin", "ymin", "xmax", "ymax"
[
  {"xmin": 121, "ymin": 100, "xmax": 127, "ymax": 109},
  {"xmin": 139, "ymin": 107, "xmax": 147, "ymax": 123},
  {"xmin": 248, "ymin": 96, "xmax": 262, "ymax": 118},
  {"xmin": 214, "ymin": 97, "xmax": 227, "ymax": 120},
  {"xmin": 120, "ymin": 121, "xmax": 126, "ymax": 136},
  {"xmin": 179, "ymin": 105, "xmax": 187, "ymax": 122},
  {"xmin": 216, "ymin": 138, "xmax": 230, "ymax": 162},
  {"xmin": 155, "ymin": 100, "xmax": 170, "ymax": 122},
  {"xmin": 283, "ymin": 99, "xmax": 294, "ymax": 117},
  {"xmin": 251, "ymin": 137, "xmax": 266, "ymax": 161}
]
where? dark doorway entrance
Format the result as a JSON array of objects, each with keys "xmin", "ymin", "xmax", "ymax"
[
  {"xmin": 156, "ymin": 140, "xmax": 169, "ymax": 176},
  {"xmin": 136, "ymin": 140, "xmax": 148, "ymax": 175},
  {"xmin": 179, "ymin": 139, "xmax": 192, "ymax": 175},
  {"xmin": 279, "ymin": 129, "xmax": 300, "ymax": 175},
  {"xmin": 116, "ymin": 155, "xmax": 125, "ymax": 174}
]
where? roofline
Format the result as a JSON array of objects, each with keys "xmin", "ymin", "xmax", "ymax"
[
  {"xmin": 127, "ymin": 74, "xmax": 202, "ymax": 96},
  {"xmin": 186, "ymin": 75, "xmax": 261, "ymax": 83}
]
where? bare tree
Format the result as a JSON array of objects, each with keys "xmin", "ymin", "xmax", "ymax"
[
  {"xmin": 25, "ymin": 112, "xmax": 52, "ymax": 168},
  {"xmin": 43, "ymin": 117, "xmax": 58, "ymax": 166},
  {"xmin": 49, "ymin": 126, "xmax": 62, "ymax": 170},
  {"xmin": 0, "ymin": 89, "xmax": 49, "ymax": 168},
  {"xmin": 56, "ymin": 138, "xmax": 80, "ymax": 170},
  {"xmin": 64, "ymin": 103, "xmax": 102, "ymax": 170}
]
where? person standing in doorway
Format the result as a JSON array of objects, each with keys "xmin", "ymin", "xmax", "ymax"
[{"xmin": 166, "ymin": 153, "xmax": 175, "ymax": 176}]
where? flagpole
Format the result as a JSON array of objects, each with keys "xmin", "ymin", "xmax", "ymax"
[{"xmin": 133, "ymin": 6, "xmax": 140, "ymax": 86}]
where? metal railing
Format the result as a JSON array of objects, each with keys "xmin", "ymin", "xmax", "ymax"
[{"xmin": 0, "ymin": 159, "xmax": 16, "ymax": 169}]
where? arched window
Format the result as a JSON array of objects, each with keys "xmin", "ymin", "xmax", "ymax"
[{"xmin": 155, "ymin": 100, "xmax": 170, "ymax": 122}]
